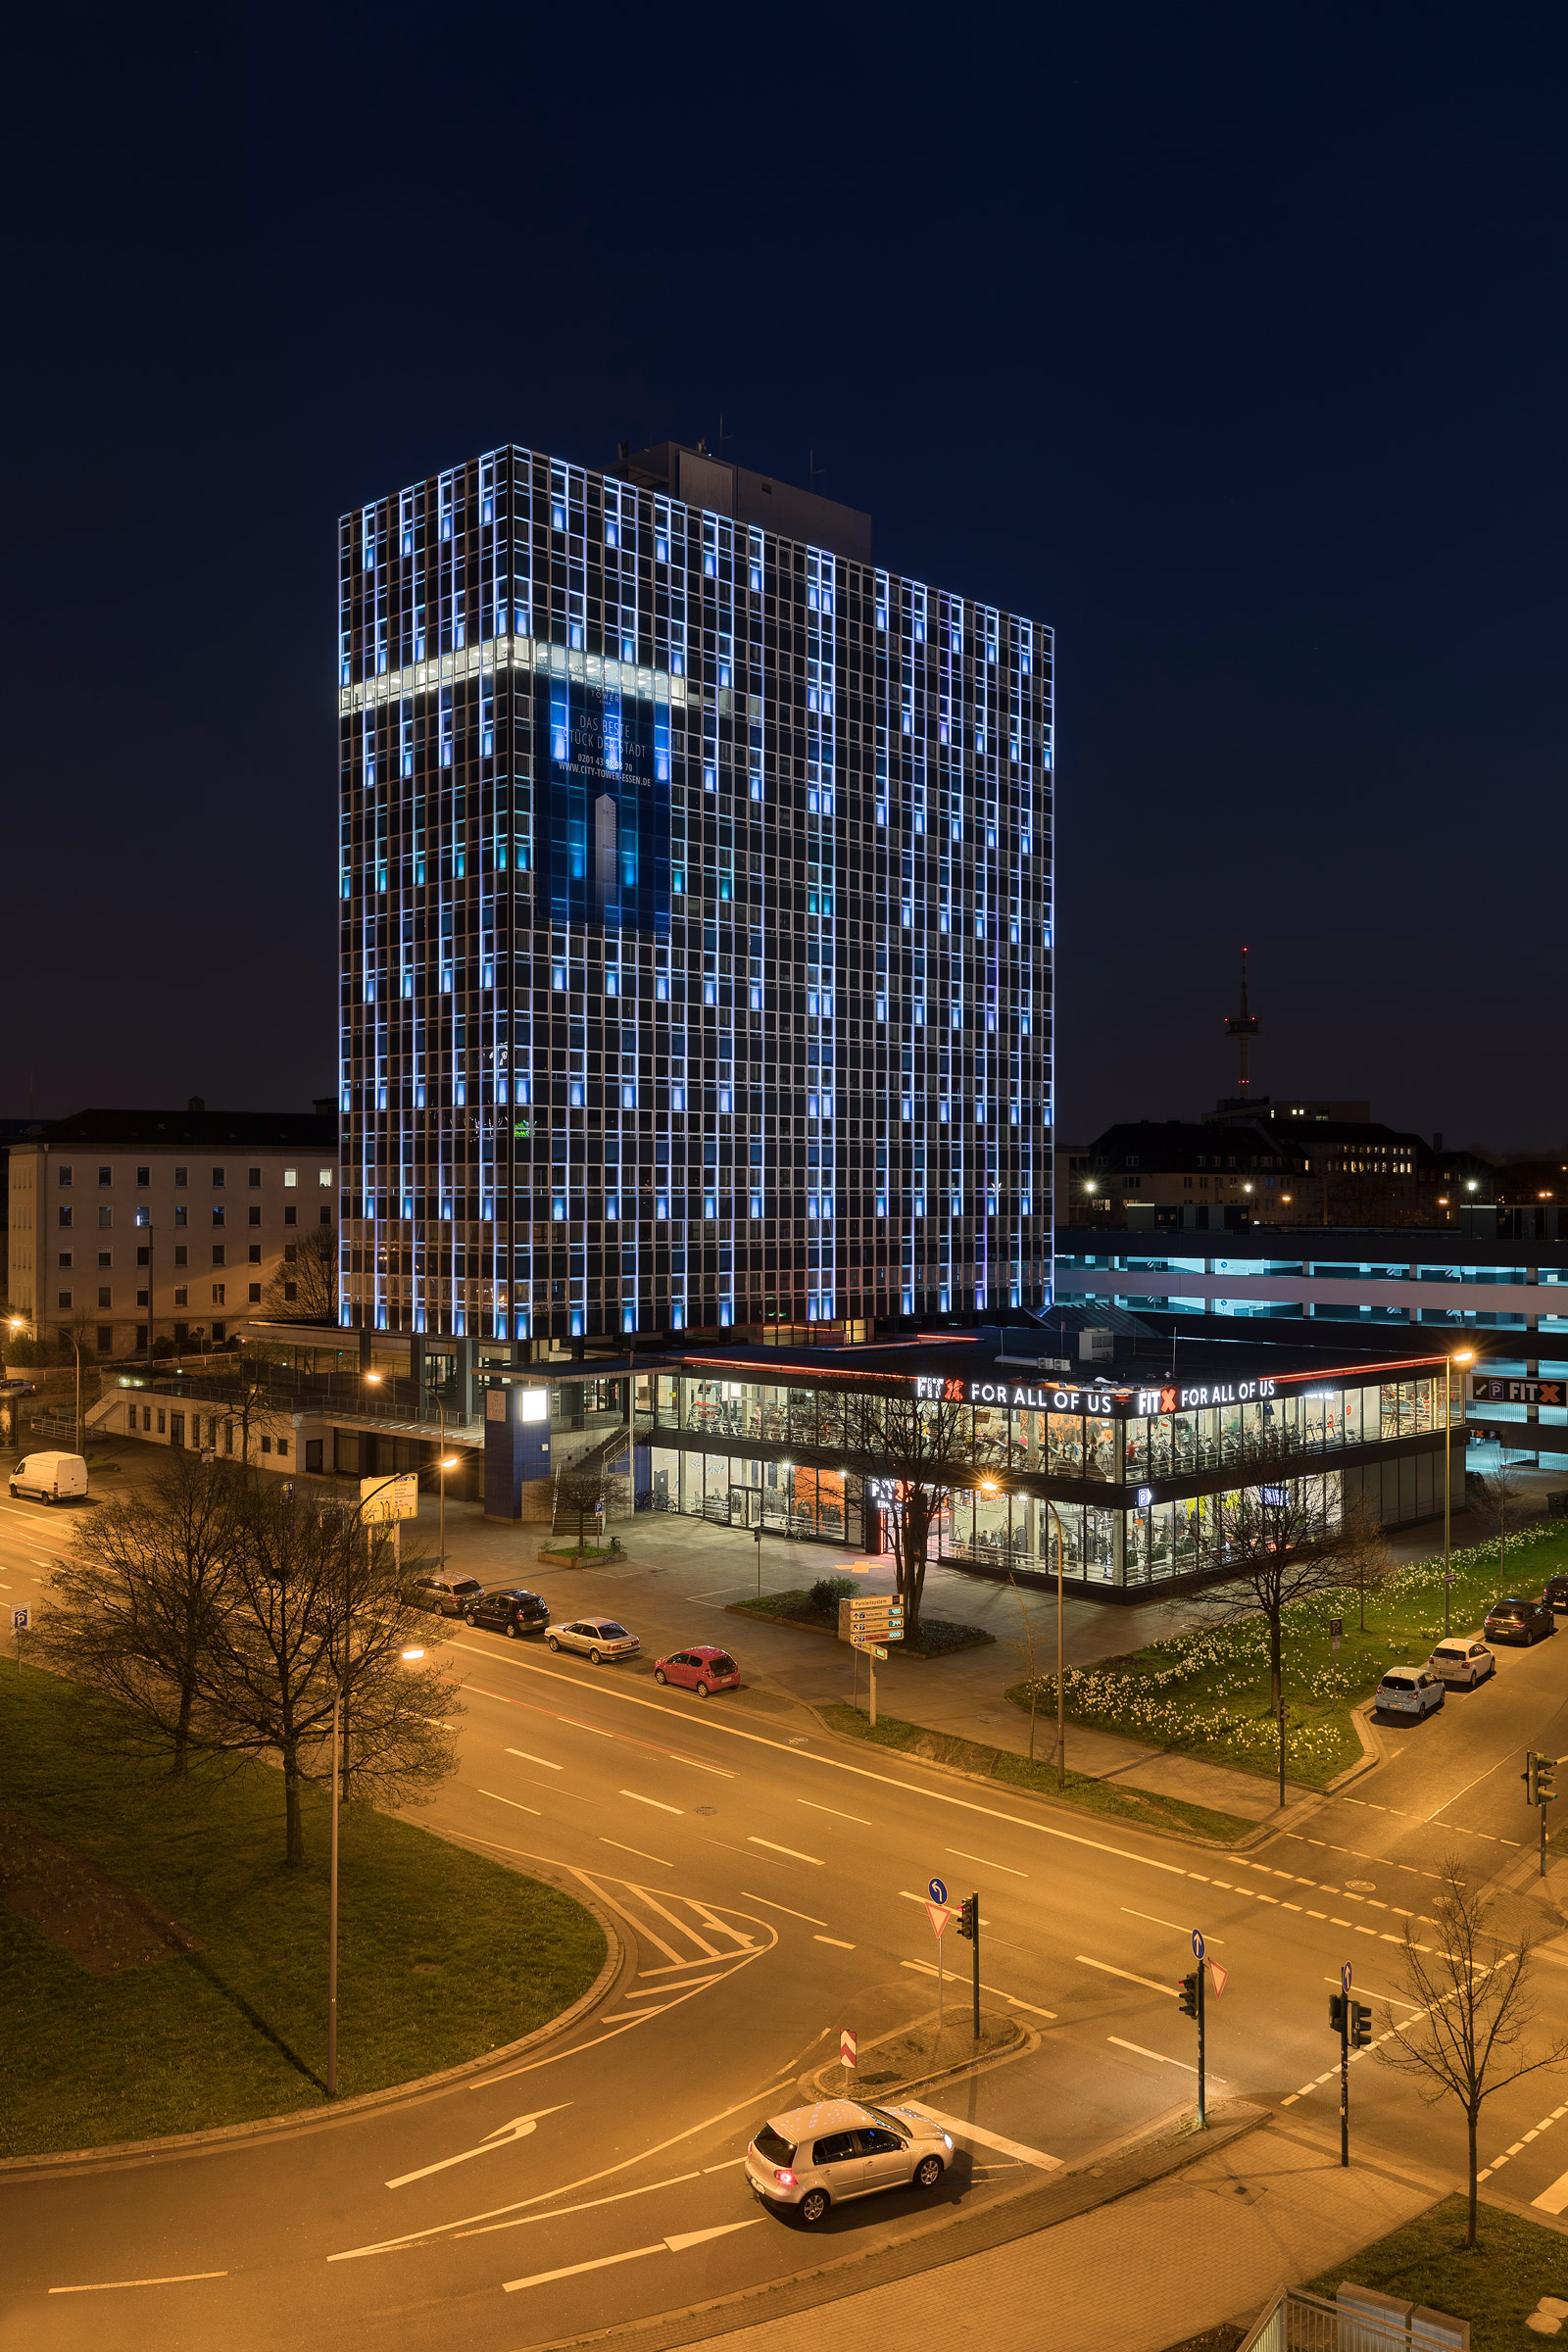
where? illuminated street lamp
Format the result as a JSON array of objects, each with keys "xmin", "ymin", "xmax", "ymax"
[
  {"xmin": 1443, "ymin": 1348, "xmax": 1476, "ymax": 1637},
  {"xmin": 368, "ymin": 1365, "xmax": 457, "ymax": 1563}
]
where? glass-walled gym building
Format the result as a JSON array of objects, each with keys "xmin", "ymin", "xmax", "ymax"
[
  {"xmin": 622, "ymin": 1334, "xmax": 1460, "ymax": 1596},
  {"xmin": 337, "ymin": 440, "xmax": 1054, "ymax": 1348}
]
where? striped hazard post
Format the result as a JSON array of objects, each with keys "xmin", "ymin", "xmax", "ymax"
[{"xmin": 840, "ymin": 2027, "xmax": 857, "ymax": 2073}]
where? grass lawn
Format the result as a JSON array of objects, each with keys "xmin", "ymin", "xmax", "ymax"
[
  {"xmin": 1308, "ymin": 2193, "xmax": 1568, "ymax": 2347},
  {"xmin": 1007, "ymin": 1520, "xmax": 1568, "ymax": 1790},
  {"xmin": 729, "ymin": 1587, "xmax": 993, "ymax": 1657},
  {"xmin": 817, "ymin": 1701, "xmax": 1256, "ymax": 1845},
  {"xmin": 0, "ymin": 1657, "xmax": 605, "ymax": 2158}
]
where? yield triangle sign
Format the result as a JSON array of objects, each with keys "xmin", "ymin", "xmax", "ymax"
[
  {"xmin": 926, "ymin": 1902, "xmax": 949, "ymax": 1939},
  {"xmin": 1208, "ymin": 1959, "xmax": 1229, "ymax": 1999}
]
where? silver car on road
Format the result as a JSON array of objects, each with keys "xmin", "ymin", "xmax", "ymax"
[
  {"xmin": 545, "ymin": 1616, "xmax": 641, "ymax": 1664},
  {"xmin": 1374, "ymin": 1666, "xmax": 1445, "ymax": 1720},
  {"xmin": 746, "ymin": 2098, "xmax": 953, "ymax": 2226}
]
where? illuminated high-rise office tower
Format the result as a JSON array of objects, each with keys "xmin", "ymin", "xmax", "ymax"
[{"xmin": 337, "ymin": 441, "xmax": 1054, "ymax": 1343}]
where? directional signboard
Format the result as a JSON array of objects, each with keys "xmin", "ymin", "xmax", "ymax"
[
  {"xmin": 929, "ymin": 1877, "xmax": 948, "ymax": 1905},
  {"xmin": 853, "ymin": 1640, "xmax": 889, "ymax": 1659},
  {"xmin": 361, "ymin": 1474, "xmax": 419, "ymax": 1524}
]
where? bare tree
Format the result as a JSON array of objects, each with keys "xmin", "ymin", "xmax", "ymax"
[
  {"xmin": 1475, "ymin": 1462, "xmax": 1527, "ymax": 1582},
  {"xmin": 263, "ymin": 1228, "xmax": 338, "ymax": 1324},
  {"xmin": 1377, "ymin": 1860, "xmax": 1568, "ymax": 2245},
  {"xmin": 553, "ymin": 1459, "xmax": 607, "ymax": 1553},
  {"xmin": 192, "ymin": 1482, "xmax": 461, "ymax": 1866},
  {"xmin": 1338, "ymin": 1493, "xmax": 1393, "ymax": 1634},
  {"xmin": 836, "ymin": 1386, "xmax": 1004, "ymax": 1641},
  {"xmin": 33, "ymin": 1454, "xmax": 239, "ymax": 1777}
]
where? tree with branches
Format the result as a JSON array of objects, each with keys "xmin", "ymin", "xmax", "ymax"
[
  {"xmin": 1377, "ymin": 1860, "xmax": 1568, "ymax": 2245},
  {"xmin": 1338, "ymin": 1493, "xmax": 1394, "ymax": 1633},
  {"xmin": 835, "ymin": 1385, "xmax": 1005, "ymax": 1641},
  {"xmin": 189, "ymin": 1478, "xmax": 461, "ymax": 1865},
  {"xmin": 553, "ymin": 1458, "xmax": 608, "ymax": 1553},
  {"xmin": 34, "ymin": 1453, "xmax": 240, "ymax": 1777},
  {"xmin": 1474, "ymin": 1462, "xmax": 1528, "ymax": 1582},
  {"xmin": 263, "ymin": 1227, "xmax": 339, "ymax": 1324}
]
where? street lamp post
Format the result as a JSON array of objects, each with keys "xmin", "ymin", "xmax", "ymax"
[
  {"xmin": 1444, "ymin": 1348, "xmax": 1476, "ymax": 1638},
  {"xmin": 325, "ymin": 1463, "xmax": 427, "ymax": 2102}
]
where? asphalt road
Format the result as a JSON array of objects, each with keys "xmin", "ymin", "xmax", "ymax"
[{"xmin": 5, "ymin": 1475, "xmax": 1568, "ymax": 2352}]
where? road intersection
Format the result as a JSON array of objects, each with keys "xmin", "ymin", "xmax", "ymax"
[{"xmin": 4, "ymin": 1477, "xmax": 1568, "ymax": 2349}]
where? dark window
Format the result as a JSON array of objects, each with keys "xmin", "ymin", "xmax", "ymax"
[
  {"xmin": 213, "ymin": 1246, "xmax": 225, "ymax": 1265},
  {"xmin": 98, "ymin": 1165, "xmax": 112, "ymax": 1187},
  {"xmin": 98, "ymin": 1250, "xmax": 111, "ymax": 1268},
  {"xmin": 173, "ymin": 1166, "xmax": 187, "ymax": 1187},
  {"xmin": 97, "ymin": 1287, "xmax": 111, "ymax": 1308},
  {"xmin": 248, "ymin": 1168, "xmax": 262, "ymax": 1188},
  {"xmin": 174, "ymin": 1204, "xmax": 188, "ymax": 1227},
  {"xmin": 173, "ymin": 1287, "xmax": 188, "ymax": 1305},
  {"xmin": 136, "ymin": 1166, "xmax": 150, "ymax": 1187},
  {"xmin": 58, "ymin": 1250, "xmax": 73, "ymax": 1268},
  {"xmin": 320, "ymin": 1206, "xmax": 333, "ymax": 1226},
  {"xmin": 284, "ymin": 1206, "xmax": 298, "ymax": 1226},
  {"xmin": 58, "ymin": 1165, "xmax": 73, "ymax": 1187},
  {"xmin": 812, "ymin": 2132, "xmax": 857, "ymax": 2164},
  {"xmin": 99, "ymin": 1206, "xmax": 113, "ymax": 1228},
  {"xmin": 212, "ymin": 1167, "xmax": 225, "ymax": 1188},
  {"xmin": 753, "ymin": 2126, "xmax": 795, "ymax": 2167},
  {"xmin": 57, "ymin": 1289, "xmax": 72, "ymax": 1307},
  {"xmin": 248, "ymin": 1245, "xmax": 262, "ymax": 1264},
  {"xmin": 59, "ymin": 1205, "xmax": 73, "ymax": 1228},
  {"xmin": 96, "ymin": 1327, "xmax": 112, "ymax": 1353},
  {"xmin": 213, "ymin": 1206, "xmax": 225, "ymax": 1226},
  {"xmin": 282, "ymin": 1282, "xmax": 297, "ymax": 1300},
  {"xmin": 172, "ymin": 1246, "xmax": 186, "ymax": 1267},
  {"xmin": 248, "ymin": 1205, "xmax": 262, "ymax": 1226},
  {"xmin": 249, "ymin": 1283, "xmax": 262, "ymax": 1302},
  {"xmin": 212, "ymin": 1321, "xmax": 225, "ymax": 1344},
  {"xmin": 284, "ymin": 1244, "xmax": 298, "ymax": 1263}
]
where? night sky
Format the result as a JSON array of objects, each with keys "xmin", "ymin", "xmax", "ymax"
[{"xmin": 9, "ymin": 4, "xmax": 1563, "ymax": 1150}]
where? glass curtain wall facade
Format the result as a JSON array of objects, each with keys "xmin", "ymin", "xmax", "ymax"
[{"xmin": 338, "ymin": 446, "xmax": 1054, "ymax": 1341}]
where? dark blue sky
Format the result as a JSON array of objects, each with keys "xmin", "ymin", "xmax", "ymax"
[{"xmin": 7, "ymin": 2, "xmax": 1563, "ymax": 1148}]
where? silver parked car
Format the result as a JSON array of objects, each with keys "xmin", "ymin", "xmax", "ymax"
[
  {"xmin": 745, "ymin": 2098, "xmax": 953, "ymax": 2226},
  {"xmin": 1427, "ymin": 1638, "xmax": 1496, "ymax": 1690},
  {"xmin": 545, "ymin": 1616, "xmax": 641, "ymax": 1664},
  {"xmin": 1374, "ymin": 1666, "xmax": 1445, "ymax": 1720}
]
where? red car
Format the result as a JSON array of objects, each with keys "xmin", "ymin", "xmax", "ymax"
[{"xmin": 654, "ymin": 1643, "xmax": 741, "ymax": 1698}]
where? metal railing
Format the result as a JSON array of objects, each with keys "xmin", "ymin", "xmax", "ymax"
[{"xmin": 1239, "ymin": 2287, "xmax": 1466, "ymax": 2350}]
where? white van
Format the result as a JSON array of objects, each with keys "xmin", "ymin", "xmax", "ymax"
[{"xmin": 9, "ymin": 1452, "xmax": 88, "ymax": 1504}]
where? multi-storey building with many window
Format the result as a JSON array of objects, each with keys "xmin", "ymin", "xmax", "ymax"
[{"xmin": 338, "ymin": 440, "xmax": 1054, "ymax": 1347}]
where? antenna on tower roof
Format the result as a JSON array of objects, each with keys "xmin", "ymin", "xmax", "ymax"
[{"xmin": 1224, "ymin": 946, "xmax": 1259, "ymax": 1100}]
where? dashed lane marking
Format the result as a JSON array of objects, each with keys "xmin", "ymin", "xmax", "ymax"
[
  {"xmin": 739, "ymin": 1891, "xmax": 828, "ymax": 1926},
  {"xmin": 1076, "ymin": 1955, "xmax": 1178, "ymax": 1998},
  {"xmin": 503, "ymin": 2220, "xmax": 764, "ymax": 2292},
  {"xmin": 48, "ymin": 2275, "xmax": 229, "ymax": 2296},
  {"xmin": 748, "ymin": 1837, "xmax": 823, "ymax": 1866},
  {"xmin": 813, "ymin": 1936, "xmax": 857, "ymax": 1949},
  {"xmin": 621, "ymin": 1789, "xmax": 684, "ymax": 1816},
  {"xmin": 1107, "ymin": 2037, "xmax": 1229, "ymax": 2082}
]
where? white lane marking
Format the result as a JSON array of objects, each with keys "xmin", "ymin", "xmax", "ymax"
[
  {"xmin": 630, "ymin": 1886, "xmax": 727, "ymax": 1961},
  {"xmin": 599, "ymin": 1838, "xmax": 673, "ymax": 1868},
  {"xmin": 902, "ymin": 1958, "xmax": 1056, "ymax": 2018},
  {"xmin": 1108, "ymin": 2036, "xmax": 1229, "ymax": 2082},
  {"xmin": 454, "ymin": 2169, "xmax": 703, "ymax": 2240},
  {"xmin": 749, "ymin": 1836, "xmax": 824, "ymax": 1866},
  {"xmin": 624, "ymin": 1980, "xmax": 719, "ymax": 1998},
  {"xmin": 557, "ymin": 1716, "xmax": 616, "ymax": 1738},
  {"xmin": 478, "ymin": 1788, "xmax": 541, "ymax": 1818},
  {"xmin": 1534, "ymin": 2166, "xmax": 1568, "ymax": 2215},
  {"xmin": 599, "ymin": 2009, "xmax": 667, "ymax": 2024},
  {"xmin": 386, "ymin": 2106, "xmax": 570, "ymax": 2188},
  {"xmin": 947, "ymin": 1847, "xmax": 1026, "ymax": 1878},
  {"xmin": 1123, "ymin": 1909, "xmax": 1225, "ymax": 1943},
  {"xmin": 1320, "ymin": 1977, "xmax": 1422, "ymax": 2012},
  {"xmin": 1076, "ymin": 1955, "xmax": 1179, "ymax": 1998},
  {"xmin": 903, "ymin": 2100, "xmax": 1060, "ymax": 2170},
  {"xmin": 467, "ymin": 1680, "xmax": 736, "ymax": 1777},
  {"xmin": 798, "ymin": 1798, "xmax": 873, "ymax": 1826},
  {"xmin": 813, "ymin": 1936, "xmax": 857, "ymax": 1949},
  {"xmin": 740, "ymin": 1891, "xmax": 829, "ymax": 1927},
  {"xmin": 449, "ymin": 1642, "xmax": 1193, "ymax": 1878},
  {"xmin": 705, "ymin": 2158, "xmax": 747, "ymax": 2172},
  {"xmin": 48, "ymin": 2274, "xmax": 228, "ymax": 2296},
  {"xmin": 503, "ymin": 2220, "xmax": 763, "ymax": 2291},
  {"xmin": 506, "ymin": 1748, "xmax": 564, "ymax": 1770},
  {"xmin": 685, "ymin": 1585, "xmax": 753, "ymax": 1599},
  {"xmin": 621, "ymin": 1788, "xmax": 685, "ymax": 1816}
]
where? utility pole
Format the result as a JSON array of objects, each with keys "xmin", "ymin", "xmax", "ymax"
[{"xmin": 1179, "ymin": 1939, "xmax": 1206, "ymax": 2129}]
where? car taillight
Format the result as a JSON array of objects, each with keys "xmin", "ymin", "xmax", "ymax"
[{"xmin": 774, "ymin": 2168, "xmax": 796, "ymax": 2187}]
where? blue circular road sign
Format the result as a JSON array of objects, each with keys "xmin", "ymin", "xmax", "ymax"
[
  {"xmin": 1192, "ymin": 1930, "xmax": 1205, "ymax": 1961},
  {"xmin": 1342, "ymin": 1961, "xmax": 1352, "ymax": 1993},
  {"xmin": 929, "ymin": 1877, "xmax": 948, "ymax": 1906}
]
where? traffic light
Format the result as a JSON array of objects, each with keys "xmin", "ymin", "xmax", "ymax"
[
  {"xmin": 1540, "ymin": 1756, "xmax": 1558, "ymax": 1804},
  {"xmin": 1350, "ymin": 2002, "xmax": 1373, "ymax": 2049},
  {"xmin": 956, "ymin": 1894, "xmax": 978, "ymax": 1942},
  {"xmin": 1178, "ymin": 1971, "xmax": 1200, "ymax": 2018},
  {"xmin": 1524, "ymin": 1752, "xmax": 1542, "ymax": 1805},
  {"xmin": 1329, "ymin": 1992, "xmax": 1346, "ymax": 2034}
]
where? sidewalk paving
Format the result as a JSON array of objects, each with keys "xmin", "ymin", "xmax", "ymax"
[{"xmin": 688, "ymin": 2120, "xmax": 1442, "ymax": 2352}]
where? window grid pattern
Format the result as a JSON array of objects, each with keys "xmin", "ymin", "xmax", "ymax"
[{"xmin": 338, "ymin": 445, "xmax": 1054, "ymax": 1340}]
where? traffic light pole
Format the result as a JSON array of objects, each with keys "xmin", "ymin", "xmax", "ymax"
[
  {"xmin": 1340, "ymin": 1993, "xmax": 1349, "ymax": 2168},
  {"xmin": 971, "ymin": 1895, "xmax": 981, "ymax": 2041},
  {"xmin": 1197, "ymin": 1959, "xmax": 1206, "ymax": 2129}
]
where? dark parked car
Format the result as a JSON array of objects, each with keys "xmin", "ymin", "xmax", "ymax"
[
  {"xmin": 1483, "ymin": 1594, "xmax": 1557, "ymax": 1645},
  {"xmin": 1544, "ymin": 1575, "xmax": 1568, "ymax": 1613},
  {"xmin": 464, "ymin": 1586, "xmax": 550, "ymax": 1638},
  {"xmin": 406, "ymin": 1572, "xmax": 484, "ymax": 1618}
]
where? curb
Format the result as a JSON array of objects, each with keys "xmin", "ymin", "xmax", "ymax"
[
  {"xmin": 0, "ymin": 1852, "xmax": 626, "ymax": 2180},
  {"xmin": 797, "ymin": 1697, "xmax": 1267, "ymax": 1853},
  {"xmin": 805, "ymin": 2008, "xmax": 1035, "ymax": 2104},
  {"xmin": 534, "ymin": 2100, "xmax": 1273, "ymax": 2352}
]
